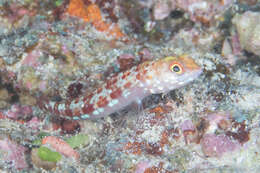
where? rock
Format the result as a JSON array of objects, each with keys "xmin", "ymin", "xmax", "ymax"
[
  {"xmin": 0, "ymin": 138, "xmax": 28, "ymax": 169},
  {"xmin": 201, "ymin": 133, "xmax": 239, "ymax": 157},
  {"xmin": 232, "ymin": 11, "xmax": 260, "ymax": 56},
  {"xmin": 153, "ymin": 2, "xmax": 171, "ymax": 20}
]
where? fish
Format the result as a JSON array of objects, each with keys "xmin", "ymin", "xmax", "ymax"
[{"xmin": 39, "ymin": 55, "xmax": 202, "ymax": 120}]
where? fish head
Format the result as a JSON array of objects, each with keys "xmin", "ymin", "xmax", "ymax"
[{"xmin": 147, "ymin": 55, "xmax": 202, "ymax": 93}]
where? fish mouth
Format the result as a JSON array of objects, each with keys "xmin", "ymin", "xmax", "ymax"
[
  {"xmin": 194, "ymin": 68, "xmax": 203, "ymax": 78},
  {"xmin": 176, "ymin": 68, "xmax": 203, "ymax": 86},
  {"xmin": 187, "ymin": 68, "xmax": 203, "ymax": 82}
]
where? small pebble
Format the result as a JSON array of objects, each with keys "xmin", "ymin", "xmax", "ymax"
[{"xmin": 0, "ymin": 88, "xmax": 9, "ymax": 101}]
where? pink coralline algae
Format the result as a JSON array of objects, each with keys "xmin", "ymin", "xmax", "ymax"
[
  {"xmin": 205, "ymin": 112, "xmax": 231, "ymax": 131},
  {"xmin": 181, "ymin": 119, "xmax": 196, "ymax": 132},
  {"xmin": 221, "ymin": 35, "xmax": 243, "ymax": 66},
  {"xmin": 5, "ymin": 104, "xmax": 33, "ymax": 120},
  {"xmin": 196, "ymin": 112, "xmax": 250, "ymax": 158},
  {"xmin": 138, "ymin": 48, "xmax": 153, "ymax": 61},
  {"xmin": 0, "ymin": 139, "xmax": 28, "ymax": 169},
  {"xmin": 201, "ymin": 133, "xmax": 240, "ymax": 157},
  {"xmin": 181, "ymin": 119, "xmax": 196, "ymax": 144},
  {"xmin": 135, "ymin": 161, "xmax": 151, "ymax": 173},
  {"xmin": 26, "ymin": 117, "xmax": 41, "ymax": 130},
  {"xmin": 153, "ymin": 2, "xmax": 171, "ymax": 20},
  {"xmin": 5, "ymin": 3, "xmax": 35, "ymax": 24},
  {"xmin": 231, "ymin": 35, "xmax": 243, "ymax": 56},
  {"xmin": 22, "ymin": 50, "xmax": 41, "ymax": 68}
]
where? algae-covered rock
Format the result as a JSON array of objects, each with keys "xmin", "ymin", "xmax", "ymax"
[{"xmin": 31, "ymin": 148, "xmax": 57, "ymax": 170}]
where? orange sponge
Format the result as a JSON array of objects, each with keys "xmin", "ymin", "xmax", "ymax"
[{"xmin": 67, "ymin": 0, "xmax": 125, "ymax": 39}]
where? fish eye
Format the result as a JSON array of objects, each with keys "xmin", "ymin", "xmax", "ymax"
[{"xmin": 170, "ymin": 63, "xmax": 183, "ymax": 74}]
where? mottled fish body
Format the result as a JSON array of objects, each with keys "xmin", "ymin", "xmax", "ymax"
[{"xmin": 39, "ymin": 55, "xmax": 202, "ymax": 120}]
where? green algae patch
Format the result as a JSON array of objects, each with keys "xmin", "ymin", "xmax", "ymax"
[
  {"xmin": 65, "ymin": 134, "xmax": 90, "ymax": 149},
  {"xmin": 37, "ymin": 146, "xmax": 62, "ymax": 162}
]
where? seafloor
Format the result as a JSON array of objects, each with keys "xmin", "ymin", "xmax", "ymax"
[{"xmin": 0, "ymin": 0, "xmax": 260, "ymax": 172}]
